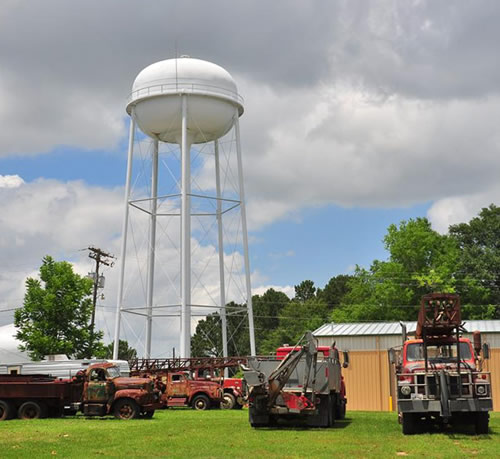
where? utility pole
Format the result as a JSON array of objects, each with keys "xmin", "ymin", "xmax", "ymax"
[{"xmin": 87, "ymin": 246, "xmax": 114, "ymax": 357}]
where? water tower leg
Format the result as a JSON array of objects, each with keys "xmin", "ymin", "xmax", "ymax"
[
  {"xmin": 234, "ymin": 112, "xmax": 256, "ymax": 356},
  {"xmin": 215, "ymin": 139, "xmax": 228, "ymax": 375},
  {"xmin": 145, "ymin": 139, "xmax": 159, "ymax": 359},
  {"xmin": 180, "ymin": 95, "xmax": 192, "ymax": 358},
  {"xmin": 113, "ymin": 114, "xmax": 136, "ymax": 360}
]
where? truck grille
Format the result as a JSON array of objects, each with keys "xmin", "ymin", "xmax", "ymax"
[{"xmin": 398, "ymin": 371, "xmax": 490, "ymax": 400}]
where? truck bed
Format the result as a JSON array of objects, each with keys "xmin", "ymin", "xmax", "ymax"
[{"xmin": 0, "ymin": 374, "xmax": 76, "ymax": 400}]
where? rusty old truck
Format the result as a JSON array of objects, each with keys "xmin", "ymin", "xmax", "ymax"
[
  {"xmin": 157, "ymin": 371, "xmax": 223, "ymax": 410},
  {"xmin": 0, "ymin": 362, "xmax": 161, "ymax": 421},
  {"xmin": 130, "ymin": 357, "xmax": 245, "ymax": 409},
  {"xmin": 241, "ymin": 332, "xmax": 348, "ymax": 427},
  {"xmin": 393, "ymin": 293, "xmax": 493, "ymax": 434}
]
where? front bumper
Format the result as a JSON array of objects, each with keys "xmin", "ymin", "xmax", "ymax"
[{"xmin": 399, "ymin": 398, "xmax": 492, "ymax": 414}]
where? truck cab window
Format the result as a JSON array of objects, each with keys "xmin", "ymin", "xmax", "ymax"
[{"xmin": 90, "ymin": 369, "xmax": 106, "ymax": 381}]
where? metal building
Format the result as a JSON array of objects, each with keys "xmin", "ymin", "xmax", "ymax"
[{"xmin": 313, "ymin": 320, "xmax": 500, "ymax": 412}]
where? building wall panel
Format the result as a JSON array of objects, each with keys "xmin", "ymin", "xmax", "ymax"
[
  {"xmin": 342, "ymin": 350, "xmax": 391, "ymax": 411},
  {"xmin": 487, "ymin": 348, "xmax": 500, "ymax": 411}
]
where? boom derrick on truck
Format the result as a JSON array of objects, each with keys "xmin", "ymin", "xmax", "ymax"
[
  {"xmin": 241, "ymin": 331, "xmax": 348, "ymax": 428},
  {"xmin": 393, "ymin": 293, "xmax": 493, "ymax": 435}
]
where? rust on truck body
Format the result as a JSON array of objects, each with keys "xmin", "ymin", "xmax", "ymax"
[{"xmin": 0, "ymin": 362, "xmax": 161, "ymax": 421}]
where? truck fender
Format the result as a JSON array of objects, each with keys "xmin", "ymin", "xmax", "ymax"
[{"xmin": 110, "ymin": 389, "xmax": 148, "ymax": 411}]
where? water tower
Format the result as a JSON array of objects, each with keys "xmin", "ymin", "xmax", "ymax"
[{"xmin": 112, "ymin": 57, "xmax": 256, "ymax": 359}]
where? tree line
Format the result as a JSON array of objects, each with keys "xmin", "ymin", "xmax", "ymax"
[{"xmin": 191, "ymin": 204, "xmax": 500, "ymax": 356}]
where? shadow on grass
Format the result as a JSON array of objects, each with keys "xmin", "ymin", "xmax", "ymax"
[
  {"xmin": 252, "ymin": 417, "xmax": 353, "ymax": 431},
  {"xmin": 408, "ymin": 421, "xmax": 495, "ymax": 438}
]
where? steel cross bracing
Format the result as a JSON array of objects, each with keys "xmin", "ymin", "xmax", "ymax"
[{"xmin": 114, "ymin": 109, "xmax": 256, "ymax": 359}]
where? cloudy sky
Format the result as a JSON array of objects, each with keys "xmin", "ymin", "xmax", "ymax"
[{"xmin": 1, "ymin": 1, "xmax": 500, "ymax": 356}]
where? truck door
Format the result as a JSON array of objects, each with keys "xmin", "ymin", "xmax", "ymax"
[
  {"xmin": 86, "ymin": 368, "xmax": 113, "ymax": 402},
  {"xmin": 169, "ymin": 374, "xmax": 188, "ymax": 397}
]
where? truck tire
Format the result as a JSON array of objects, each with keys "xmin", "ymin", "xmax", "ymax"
[
  {"xmin": 192, "ymin": 394, "xmax": 210, "ymax": 411},
  {"xmin": 18, "ymin": 401, "xmax": 43, "ymax": 420},
  {"xmin": 142, "ymin": 410, "xmax": 155, "ymax": 419},
  {"xmin": 221, "ymin": 393, "xmax": 236, "ymax": 410},
  {"xmin": 249, "ymin": 408, "xmax": 270, "ymax": 427},
  {"xmin": 113, "ymin": 399, "xmax": 140, "ymax": 420},
  {"xmin": 401, "ymin": 413, "xmax": 417, "ymax": 435},
  {"xmin": 335, "ymin": 399, "xmax": 346, "ymax": 420},
  {"xmin": 308, "ymin": 395, "xmax": 330, "ymax": 427},
  {"xmin": 475, "ymin": 412, "xmax": 489, "ymax": 435},
  {"xmin": 0, "ymin": 400, "xmax": 13, "ymax": 421}
]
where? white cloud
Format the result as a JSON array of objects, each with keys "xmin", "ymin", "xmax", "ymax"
[
  {"xmin": 1, "ymin": 1, "xmax": 500, "ymax": 230},
  {"xmin": 427, "ymin": 188, "xmax": 500, "ymax": 234},
  {"xmin": 0, "ymin": 175, "xmax": 24, "ymax": 188},
  {"xmin": 238, "ymin": 84, "xmax": 500, "ymax": 228}
]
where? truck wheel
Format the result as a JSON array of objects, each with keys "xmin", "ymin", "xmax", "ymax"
[
  {"xmin": 249, "ymin": 409, "xmax": 270, "ymax": 427},
  {"xmin": 192, "ymin": 394, "xmax": 210, "ymax": 411},
  {"xmin": 401, "ymin": 413, "xmax": 417, "ymax": 435},
  {"xmin": 475, "ymin": 412, "xmax": 489, "ymax": 435},
  {"xmin": 18, "ymin": 401, "xmax": 43, "ymax": 420},
  {"xmin": 0, "ymin": 400, "xmax": 13, "ymax": 421},
  {"xmin": 142, "ymin": 410, "xmax": 155, "ymax": 419},
  {"xmin": 335, "ymin": 399, "xmax": 346, "ymax": 420},
  {"xmin": 113, "ymin": 399, "xmax": 140, "ymax": 420},
  {"xmin": 221, "ymin": 393, "xmax": 236, "ymax": 410}
]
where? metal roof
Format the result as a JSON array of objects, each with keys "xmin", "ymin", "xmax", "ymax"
[{"xmin": 313, "ymin": 320, "xmax": 500, "ymax": 337}]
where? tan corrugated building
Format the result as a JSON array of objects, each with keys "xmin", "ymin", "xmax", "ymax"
[{"xmin": 313, "ymin": 320, "xmax": 500, "ymax": 412}]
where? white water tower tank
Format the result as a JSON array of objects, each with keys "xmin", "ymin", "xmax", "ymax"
[{"xmin": 126, "ymin": 56, "xmax": 244, "ymax": 143}]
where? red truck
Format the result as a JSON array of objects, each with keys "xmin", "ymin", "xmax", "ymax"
[
  {"xmin": 220, "ymin": 377, "xmax": 246, "ymax": 409},
  {"xmin": 275, "ymin": 344, "xmax": 348, "ymax": 419},
  {"xmin": 130, "ymin": 357, "xmax": 247, "ymax": 410},
  {"xmin": 393, "ymin": 293, "xmax": 493, "ymax": 434},
  {"xmin": 191, "ymin": 368, "xmax": 246, "ymax": 409},
  {"xmin": 242, "ymin": 332, "xmax": 349, "ymax": 427},
  {"xmin": 158, "ymin": 371, "xmax": 223, "ymax": 410},
  {"xmin": 0, "ymin": 362, "xmax": 161, "ymax": 421}
]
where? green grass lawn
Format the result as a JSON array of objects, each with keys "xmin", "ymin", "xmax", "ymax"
[{"xmin": 0, "ymin": 410, "xmax": 498, "ymax": 458}]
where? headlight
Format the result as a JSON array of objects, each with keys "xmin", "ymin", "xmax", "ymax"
[
  {"xmin": 400, "ymin": 384, "xmax": 412, "ymax": 396},
  {"xmin": 476, "ymin": 384, "xmax": 487, "ymax": 396}
]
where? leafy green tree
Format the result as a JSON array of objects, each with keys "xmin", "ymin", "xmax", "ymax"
[
  {"xmin": 253, "ymin": 288, "xmax": 290, "ymax": 347},
  {"xmin": 317, "ymin": 274, "xmax": 352, "ymax": 310},
  {"xmin": 294, "ymin": 280, "xmax": 317, "ymax": 302},
  {"xmin": 260, "ymin": 297, "xmax": 329, "ymax": 353},
  {"xmin": 191, "ymin": 312, "xmax": 223, "ymax": 357},
  {"xmin": 449, "ymin": 204, "xmax": 500, "ymax": 318},
  {"xmin": 191, "ymin": 289, "xmax": 291, "ymax": 357},
  {"xmin": 333, "ymin": 218, "xmax": 459, "ymax": 322},
  {"xmin": 14, "ymin": 256, "xmax": 104, "ymax": 360},
  {"xmin": 100, "ymin": 340, "xmax": 138, "ymax": 361}
]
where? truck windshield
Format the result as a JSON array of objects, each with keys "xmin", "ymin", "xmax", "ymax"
[
  {"xmin": 406, "ymin": 342, "xmax": 472, "ymax": 362},
  {"xmin": 106, "ymin": 366, "xmax": 121, "ymax": 379}
]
